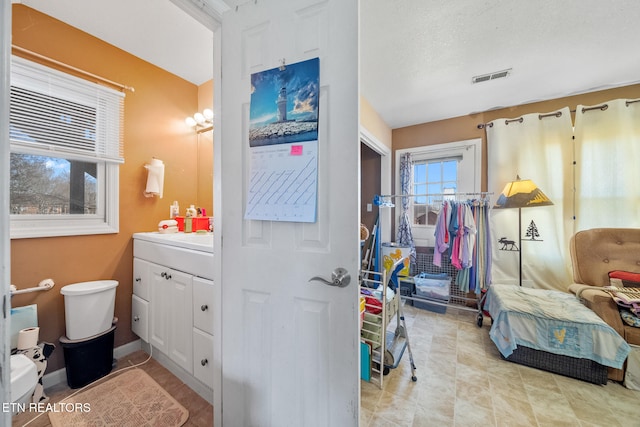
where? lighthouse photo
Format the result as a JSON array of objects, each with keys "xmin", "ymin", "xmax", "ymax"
[
  {"xmin": 276, "ymin": 87, "xmax": 288, "ymax": 122},
  {"xmin": 249, "ymin": 58, "xmax": 319, "ymax": 147}
]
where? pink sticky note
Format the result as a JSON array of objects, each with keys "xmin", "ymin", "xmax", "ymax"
[{"xmin": 290, "ymin": 145, "xmax": 303, "ymax": 156}]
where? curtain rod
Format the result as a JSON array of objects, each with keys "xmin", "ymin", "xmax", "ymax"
[
  {"xmin": 476, "ymin": 98, "xmax": 640, "ymax": 129},
  {"xmin": 12, "ymin": 45, "xmax": 135, "ymax": 93}
]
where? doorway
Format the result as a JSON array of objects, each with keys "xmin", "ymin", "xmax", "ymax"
[
  {"xmin": 360, "ymin": 129, "xmax": 392, "ymax": 247},
  {"xmin": 360, "ymin": 142, "xmax": 381, "ymax": 258}
]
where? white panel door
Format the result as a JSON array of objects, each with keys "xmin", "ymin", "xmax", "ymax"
[
  {"xmin": 193, "ymin": 277, "xmax": 214, "ymax": 335},
  {"xmin": 220, "ymin": 1, "xmax": 360, "ymax": 426},
  {"xmin": 193, "ymin": 328, "xmax": 214, "ymax": 389},
  {"xmin": 133, "ymin": 257, "xmax": 150, "ymax": 301},
  {"xmin": 168, "ymin": 269, "xmax": 193, "ymax": 373},
  {"xmin": 149, "ymin": 263, "xmax": 169, "ymax": 354},
  {"xmin": 131, "ymin": 294, "xmax": 149, "ymax": 342},
  {"xmin": 0, "ymin": 1, "xmax": 9, "ymax": 424}
]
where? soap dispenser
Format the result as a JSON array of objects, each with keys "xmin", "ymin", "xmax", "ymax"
[
  {"xmin": 170, "ymin": 201, "xmax": 179, "ymax": 219},
  {"xmin": 184, "ymin": 204, "xmax": 196, "ymax": 233}
]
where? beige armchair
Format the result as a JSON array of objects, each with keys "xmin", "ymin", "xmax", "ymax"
[{"xmin": 568, "ymin": 228, "xmax": 640, "ymax": 381}]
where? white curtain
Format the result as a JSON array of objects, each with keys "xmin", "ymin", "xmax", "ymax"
[
  {"xmin": 487, "ymin": 108, "xmax": 573, "ymax": 291},
  {"xmin": 573, "ymin": 99, "xmax": 640, "ymax": 231}
]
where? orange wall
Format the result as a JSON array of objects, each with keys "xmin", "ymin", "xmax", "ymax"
[
  {"xmin": 10, "ymin": 5, "xmax": 212, "ymax": 371},
  {"xmin": 392, "ymin": 83, "xmax": 640, "ymax": 191},
  {"xmin": 197, "ymin": 80, "xmax": 214, "ymax": 212}
]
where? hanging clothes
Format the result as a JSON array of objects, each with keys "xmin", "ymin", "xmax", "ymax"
[
  {"xmin": 433, "ymin": 201, "xmax": 449, "ymax": 267},
  {"xmin": 433, "ymin": 197, "xmax": 492, "ymax": 294}
]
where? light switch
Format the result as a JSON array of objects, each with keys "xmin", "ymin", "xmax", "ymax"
[{"xmin": 366, "ymin": 203, "xmax": 372, "ymax": 212}]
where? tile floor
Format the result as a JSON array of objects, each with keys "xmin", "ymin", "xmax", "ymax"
[
  {"xmin": 361, "ymin": 303, "xmax": 640, "ymax": 427},
  {"xmin": 12, "ymin": 303, "xmax": 640, "ymax": 427},
  {"xmin": 12, "ymin": 350, "xmax": 213, "ymax": 427}
]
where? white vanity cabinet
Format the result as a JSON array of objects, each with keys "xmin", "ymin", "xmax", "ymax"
[
  {"xmin": 193, "ymin": 277, "xmax": 215, "ymax": 388},
  {"xmin": 151, "ymin": 265, "xmax": 193, "ymax": 373},
  {"xmin": 132, "ymin": 232, "xmax": 217, "ymax": 402},
  {"xmin": 131, "ymin": 258, "xmax": 150, "ymax": 342}
]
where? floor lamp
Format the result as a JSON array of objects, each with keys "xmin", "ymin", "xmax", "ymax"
[{"xmin": 494, "ymin": 176, "xmax": 553, "ymax": 287}]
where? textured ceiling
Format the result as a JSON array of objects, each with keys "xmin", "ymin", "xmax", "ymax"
[
  {"xmin": 14, "ymin": 0, "xmax": 640, "ymax": 129},
  {"xmin": 361, "ymin": 0, "xmax": 640, "ymax": 128}
]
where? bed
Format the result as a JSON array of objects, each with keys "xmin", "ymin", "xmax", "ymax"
[{"xmin": 485, "ymin": 284, "xmax": 631, "ymax": 384}]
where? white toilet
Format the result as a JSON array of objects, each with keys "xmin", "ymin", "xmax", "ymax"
[
  {"xmin": 60, "ymin": 280, "xmax": 119, "ymax": 388},
  {"xmin": 60, "ymin": 280, "xmax": 118, "ymax": 340},
  {"xmin": 10, "ymin": 354, "xmax": 37, "ymax": 413}
]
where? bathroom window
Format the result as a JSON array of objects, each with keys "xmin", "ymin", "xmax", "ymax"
[{"xmin": 9, "ymin": 56, "xmax": 124, "ymax": 239}]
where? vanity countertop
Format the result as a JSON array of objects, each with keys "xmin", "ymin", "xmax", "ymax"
[{"xmin": 133, "ymin": 232, "xmax": 214, "ymax": 253}]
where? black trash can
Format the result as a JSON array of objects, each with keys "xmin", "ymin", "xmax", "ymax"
[{"xmin": 59, "ymin": 325, "xmax": 116, "ymax": 388}]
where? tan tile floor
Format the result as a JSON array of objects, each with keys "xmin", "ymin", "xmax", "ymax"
[
  {"xmin": 361, "ymin": 303, "xmax": 640, "ymax": 427},
  {"xmin": 12, "ymin": 350, "xmax": 213, "ymax": 427},
  {"xmin": 12, "ymin": 303, "xmax": 640, "ymax": 427}
]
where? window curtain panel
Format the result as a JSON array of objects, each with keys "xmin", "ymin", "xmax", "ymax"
[
  {"xmin": 397, "ymin": 152, "xmax": 416, "ymax": 261},
  {"xmin": 573, "ymin": 98, "xmax": 640, "ymax": 231},
  {"xmin": 487, "ymin": 108, "xmax": 573, "ymax": 291}
]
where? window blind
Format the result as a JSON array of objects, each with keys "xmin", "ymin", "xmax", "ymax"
[{"xmin": 9, "ymin": 55, "xmax": 124, "ymax": 163}]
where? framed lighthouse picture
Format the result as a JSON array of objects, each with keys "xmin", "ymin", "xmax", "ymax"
[{"xmin": 245, "ymin": 58, "xmax": 320, "ymax": 223}]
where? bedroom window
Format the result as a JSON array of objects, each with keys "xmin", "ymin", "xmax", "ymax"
[
  {"xmin": 412, "ymin": 158, "xmax": 458, "ymax": 226},
  {"xmin": 9, "ymin": 56, "xmax": 124, "ymax": 239},
  {"xmin": 396, "ymin": 138, "xmax": 480, "ymax": 247}
]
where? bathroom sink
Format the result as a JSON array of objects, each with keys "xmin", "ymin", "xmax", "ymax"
[
  {"xmin": 133, "ymin": 232, "xmax": 214, "ymax": 280},
  {"xmin": 132, "ymin": 232, "xmax": 213, "ymax": 253}
]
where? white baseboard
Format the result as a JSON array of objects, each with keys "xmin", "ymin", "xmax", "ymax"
[{"xmin": 42, "ymin": 339, "xmax": 142, "ymax": 390}]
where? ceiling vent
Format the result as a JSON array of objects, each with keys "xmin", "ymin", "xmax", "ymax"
[{"xmin": 472, "ymin": 68, "xmax": 512, "ymax": 84}]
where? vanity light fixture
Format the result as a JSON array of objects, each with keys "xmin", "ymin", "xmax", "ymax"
[{"xmin": 185, "ymin": 108, "xmax": 214, "ymax": 133}]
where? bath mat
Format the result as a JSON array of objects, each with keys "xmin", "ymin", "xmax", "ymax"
[{"xmin": 48, "ymin": 368, "xmax": 189, "ymax": 427}]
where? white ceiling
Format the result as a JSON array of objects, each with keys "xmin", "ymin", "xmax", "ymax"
[
  {"xmin": 16, "ymin": 0, "xmax": 217, "ymax": 86},
  {"xmin": 362, "ymin": 0, "xmax": 640, "ymax": 128},
  {"xmin": 14, "ymin": 0, "xmax": 640, "ymax": 129}
]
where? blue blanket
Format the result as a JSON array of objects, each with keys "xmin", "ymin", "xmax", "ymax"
[{"xmin": 486, "ymin": 285, "xmax": 630, "ymax": 369}]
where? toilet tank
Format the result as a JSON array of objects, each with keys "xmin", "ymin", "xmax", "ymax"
[{"xmin": 60, "ymin": 280, "xmax": 118, "ymax": 340}]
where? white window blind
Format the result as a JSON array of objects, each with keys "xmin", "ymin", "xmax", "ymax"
[
  {"xmin": 9, "ymin": 55, "xmax": 124, "ymax": 163},
  {"xmin": 9, "ymin": 55, "xmax": 123, "ymax": 238}
]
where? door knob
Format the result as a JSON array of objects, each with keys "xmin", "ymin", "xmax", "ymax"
[
  {"xmin": 309, "ymin": 267, "xmax": 351, "ymax": 288},
  {"xmin": 133, "ymin": 316, "xmax": 140, "ymax": 322},
  {"xmin": 201, "ymin": 358, "xmax": 208, "ymax": 366},
  {"xmin": 201, "ymin": 304, "xmax": 208, "ymax": 311}
]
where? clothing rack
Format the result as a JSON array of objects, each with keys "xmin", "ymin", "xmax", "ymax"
[
  {"xmin": 375, "ymin": 191, "xmax": 492, "ymax": 201},
  {"xmin": 373, "ymin": 192, "xmax": 492, "ymax": 269},
  {"xmin": 372, "ymin": 192, "xmax": 493, "ymax": 316},
  {"xmin": 377, "ymin": 192, "xmax": 492, "ymax": 198}
]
